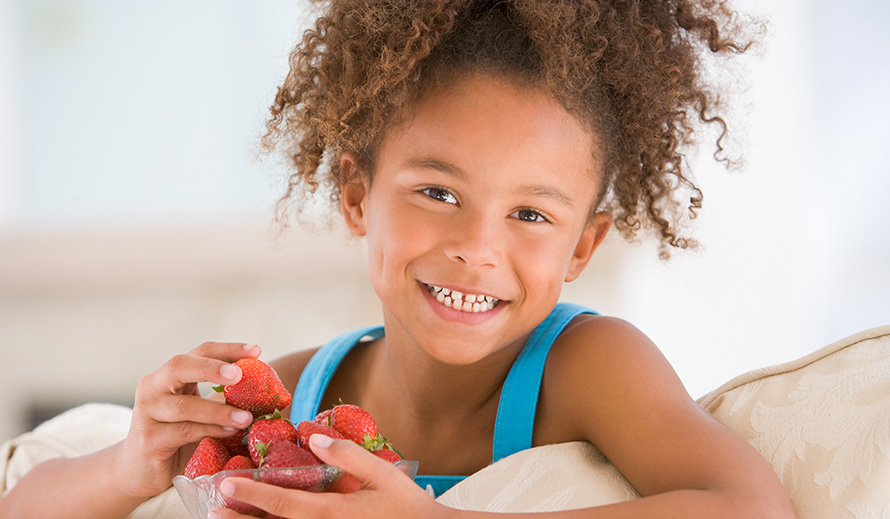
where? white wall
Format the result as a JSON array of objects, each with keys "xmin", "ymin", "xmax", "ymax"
[{"xmin": 1, "ymin": 0, "xmax": 888, "ymax": 444}]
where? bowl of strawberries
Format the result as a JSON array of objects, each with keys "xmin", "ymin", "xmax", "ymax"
[{"xmin": 173, "ymin": 358, "xmax": 418, "ymax": 519}]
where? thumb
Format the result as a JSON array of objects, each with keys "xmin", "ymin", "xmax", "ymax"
[{"xmin": 309, "ymin": 434, "xmax": 393, "ymax": 487}]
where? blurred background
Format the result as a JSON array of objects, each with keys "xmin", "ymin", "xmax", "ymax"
[{"xmin": 1, "ymin": 0, "xmax": 888, "ymax": 446}]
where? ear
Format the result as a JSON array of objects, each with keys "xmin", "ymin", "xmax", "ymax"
[
  {"xmin": 340, "ymin": 152, "xmax": 369, "ymax": 237},
  {"xmin": 565, "ymin": 212, "xmax": 612, "ymax": 282}
]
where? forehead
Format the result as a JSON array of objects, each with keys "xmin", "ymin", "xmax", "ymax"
[{"xmin": 375, "ymin": 73, "xmax": 600, "ymax": 192}]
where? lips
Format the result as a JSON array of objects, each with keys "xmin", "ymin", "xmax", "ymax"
[{"xmin": 424, "ymin": 283, "xmax": 500, "ymax": 313}]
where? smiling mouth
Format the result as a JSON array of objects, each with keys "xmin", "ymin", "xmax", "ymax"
[{"xmin": 424, "ymin": 284, "xmax": 500, "ymax": 313}]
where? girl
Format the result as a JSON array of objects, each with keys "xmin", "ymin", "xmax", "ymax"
[{"xmin": 1, "ymin": 1, "xmax": 796, "ymax": 518}]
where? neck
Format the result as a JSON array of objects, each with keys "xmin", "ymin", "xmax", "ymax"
[{"xmin": 365, "ymin": 315, "xmax": 529, "ymax": 433}]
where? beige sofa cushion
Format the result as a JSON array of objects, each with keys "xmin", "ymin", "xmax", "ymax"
[
  {"xmin": 439, "ymin": 325, "xmax": 890, "ymax": 518},
  {"xmin": 698, "ymin": 325, "xmax": 890, "ymax": 518}
]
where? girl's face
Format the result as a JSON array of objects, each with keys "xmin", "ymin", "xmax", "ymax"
[{"xmin": 341, "ymin": 73, "xmax": 611, "ymax": 366}]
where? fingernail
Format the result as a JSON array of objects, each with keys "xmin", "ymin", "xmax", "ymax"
[
  {"xmin": 208, "ymin": 512, "xmax": 220, "ymax": 519},
  {"xmin": 243, "ymin": 343, "xmax": 258, "ymax": 351},
  {"xmin": 232, "ymin": 410, "xmax": 253, "ymax": 426},
  {"xmin": 223, "ymin": 426, "xmax": 236, "ymax": 432},
  {"xmin": 220, "ymin": 364, "xmax": 241, "ymax": 382},
  {"xmin": 310, "ymin": 433, "xmax": 334, "ymax": 449},
  {"xmin": 220, "ymin": 479, "xmax": 235, "ymax": 496}
]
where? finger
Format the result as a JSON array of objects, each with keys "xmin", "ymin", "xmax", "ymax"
[
  {"xmin": 213, "ymin": 477, "xmax": 334, "ymax": 519},
  {"xmin": 309, "ymin": 434, "xmax": 397, "ymax": 489},
  {"xmin": 207, "ymin": 506, "xmax": 253, "ymax": 519},
  {"xmin": 188, "ymin": 341, "xmax": 262, "ymax": 364},
  {"xmin": 149, "ymin": 393, "xmax": 254, "ymax": 430},
  {"xmin": 138, "ymin": 420, "xmax": 244, "ymax": 452},
  {"xmin": 147, "ymin": 351, "xmax": 251, "ymax": 393}
]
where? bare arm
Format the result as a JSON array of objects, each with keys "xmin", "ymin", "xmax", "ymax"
[
  {"xmin": 0, "ymin": 342, "xmax": 260, "ymax": 519},
  {"xmin": 0, "ymin": 442, "xmax": 145, "ymax": 519},
  {"xmin": 527, "ymin": 315, "xmax": 795, "ymax": 518}
]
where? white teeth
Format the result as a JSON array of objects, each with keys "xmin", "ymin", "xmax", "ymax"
[{"xmin": 425, "ymin": 284, "xmax": 499, "ymax": 313}]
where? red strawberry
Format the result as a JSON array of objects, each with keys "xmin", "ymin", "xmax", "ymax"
[
  {"xmin": 373, "ymin": 447, "xmax": 402, "ymax": 464},
  {"xmin": 223, "ymin": 455, "xmax": 257, "ymax": 472},
  {"xmin": 184, "ymin": 437, "xmax": 230, "ymax": 479},
  {"xmin": 330, "ymin": 404, "xmax": 379, "ymax": 445},
  {"xmin": 247, "ymin": 412, "xmax": 298, "ymax": 465},
  {"xmin": 295, "ymin": 421, "xmax": 346, "ymax": 454},
  {"xmin": 311, "ymin": 408, "xmax": 333, "ymax": 426},
  {"xmin": 220, "ymin": 455, "xmax": 263, "ymax": 517},
  {"xmin": 329, "ymin": 472, "xmax": 361, "ymax": 493},
  {"xmin": 215, "ymin": 358, "xmax": 292, "ymax": 417},
  {"xmin": 258, "ymin": 441, "xmax": 324, "ymax": 490},
  {"xmin": 220, "ymin": 429, "xmax": 250, "ymax": 458}
]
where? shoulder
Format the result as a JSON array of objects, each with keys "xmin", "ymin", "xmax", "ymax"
[
  {"xmin": 544, "ymin": 313, "xmax": 670, "ymax": 386},
  {"xmin": 537, "ymin": 313, "xmax": 694, "ymax": 446}
]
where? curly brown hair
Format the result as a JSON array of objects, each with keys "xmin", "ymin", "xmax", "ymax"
[{"xmin": 262, "ymin": 0, "xmax": 761, "ymax": 258}]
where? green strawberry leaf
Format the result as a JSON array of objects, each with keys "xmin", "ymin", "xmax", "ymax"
[
  {"xmin": 255, "ymin": 442, "xmax": 268, "ymax": 466},
  {"xmin": 212, "ymin": 384, "xmax": 225, "ymax": 393}
]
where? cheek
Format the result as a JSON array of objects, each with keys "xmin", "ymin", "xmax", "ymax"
[
  {"xmin": 510, "ymin": 234, "xmax": 571, "ymax": 282},
  {"xmin": 363, "ymin": 203, "xmax": 435, "ymax": 282}
]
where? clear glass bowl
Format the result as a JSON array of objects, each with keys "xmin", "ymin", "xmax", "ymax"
[{"xmin": 173, "ymin": 460, "xmax": 419, "ymax": 519}]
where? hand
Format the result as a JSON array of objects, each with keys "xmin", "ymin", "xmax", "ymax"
[
  {"xmin": 208, "ymin": 435, "xmax": 447, "ymax": 519},
  {"xmin": 115, "ymin": 342, "xmax": 262, "ymax": 498}
]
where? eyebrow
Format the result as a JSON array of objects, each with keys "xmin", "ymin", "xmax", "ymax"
[
  {"xmin": 405, "ymin": 158, "xmax": 466, "ymax": 178},
  {"xmin": 405, "ymin": 157, "xmax": 576, "ymax": 208},
  {"xmin": 515, "ymin": 184, "xmax": 575, "ymax": 208}
]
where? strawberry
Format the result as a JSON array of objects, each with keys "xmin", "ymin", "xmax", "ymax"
[
  {"xmin": 220, "ymin": 429, "xmax": 250, "ymax": 458},
  {"xmin": 220, "ymin": 455, "xmax": 263, "ymax": 517},
  {"xmin": 184, "ymin": 437, "xmax": 230, "ymax": 479},
  {"xmin": 311, "ymin": 408, "xmax": 333, "ymax": 426},
  {"xmin": 373, "ymin": 447, "xmax": 402, "ymax": 464},
  {"xmin": 329, "ymin": 403, "xmax": 396, "ymax": 453},
  {"xmin": 247, "ymin": 411, "xmax": 298, "ymax": 465},
  {"xmin": 295, "ymin": 421, "xmax": 346, "ymax": 455},
  {"xmin": 329, "ymin": 472, "xmax": 361, "ymax": 493},
  {"xmin": 330, "ymin": 404, "xmax": 379, "ymax": 445},
  {"xmin": 215, "ymin": 358, "xmax": 292, "ymax": 417},
  {"xmin": 223, "ymin": 455, "xmax": 257, "ymax": 472},
  {"xmin": 258, "ymin": 441, "xmax": 324, "ymax": 490}
]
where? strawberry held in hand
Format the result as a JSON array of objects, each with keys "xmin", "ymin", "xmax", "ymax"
[{"xmin": 215, "ymin": 358, "xmax": 292, "ymax": 418}]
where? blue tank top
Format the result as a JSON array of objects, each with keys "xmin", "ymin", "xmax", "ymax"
[{"xmin": 290, "ymin": 302, "xmax": 596, "ymax": 497}]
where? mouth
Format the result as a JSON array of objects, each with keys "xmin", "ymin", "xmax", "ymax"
[{"xmin": 424, "ymin": 283, "xmax": 501, "ymax": 313}]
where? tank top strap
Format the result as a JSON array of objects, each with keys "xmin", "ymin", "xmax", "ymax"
[
  {"xmin": 491, "ymin": 302, "xmax": 597, "ymax": 463},
  {"xmin": 290, "ymin": 325, "xmax": 385, "ymax": 423}
]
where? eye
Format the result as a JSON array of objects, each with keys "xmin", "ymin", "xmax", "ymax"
[
  {"xmin": 420, "ymin": 187, "xmax": 459, "ymax": 205},
  {"xmin": 511, "ymin": 208, "xmax": 550, "ymax": 223}
]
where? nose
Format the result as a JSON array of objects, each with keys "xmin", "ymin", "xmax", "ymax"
[{"xmin": 442, "ymin": 211, "xmax": 502, "ymax": 268}]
